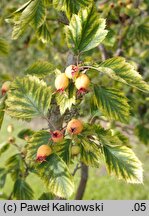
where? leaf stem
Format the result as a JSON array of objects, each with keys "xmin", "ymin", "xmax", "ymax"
[
  {"xmin": 72, "ymin": 163, "xmax": 81, "ymax": 176},
  {"xmin": 98, "ymin": 44, "xmax": 109, "ymax": 60},
  {"xmin": 79, "ymin": 65, "xmax": 97, "ymax": 71}
]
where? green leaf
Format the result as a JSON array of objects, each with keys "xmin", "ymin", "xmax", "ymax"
[
  {"xmin": 6, "ymin": 76, "xmax": 52, "ymax": 120},
  {"xmin": 37, "ymin": 22, "xmax": 51, "ymax": 43},
  {"xmin": 66, "ymin": 6, "xmax": 108, "ymax": 54},
  {"xmin": 103, "ymin": 144, "xmax": 143, "ymax": 183},
  {"xmin": 124, "ymin": 7, "xmax": 140, "ymax": 17},
  {"xmin": 94, "ymin": 125, "xmax": 143, "ymax": 183},
  {"xmin": 127, "ymin": 18, "xmax": 149, "ymax": 42},
  {"xmin": 44, "ymin": 0, "xmax": 51, "ymax": 6},
  {"xmin": 0, "ymin": 38, "xmax": 9, "ymax": 56},
  {"xmin": 6, "ymin": 154, "xmax": 24, "ymax": 170},
  {"xmin": 12, "ymin": 21, "xmax": 28, "ymax": 40},
  {"xmin": 12, "ymin": 0, "xmax": 46, "ymax": 39},
  {"xmin": 18, "ymin": 128, "xmax": 34, "ymax": 140},
  {"xmin": 54, "ymin": 139, "xmax": 72, "ymax": 164},
  {"xmin": 56, "ymin": 89, "xmax": 76, "ymax": 115},
  {"xmin": 27, "ymin": 130, "xmax": 51, "ymax": 162},
  {"xmin": 20, "ymin": 0, "xmax": 46, "ymax": 28},
  {"xmin": 135, "ymin": 124, "xmax": 149, "ymax": 145},
  {"xmin": 103, "ymin": 29, "xmax": 116, "ymax": 47},
  {"xmin": 111, "ymin": 130, "xmax": 130, "ymax": 148},
  {"xmin": 38, "ymin": 192, "xmax": 54, "ymax": 200},
  {"xmin": 13, "ymin": 179, "xmax": 34, "ymax": 200},
  {"xmin": 37, "ymin": 154, "xmax": 74, "ymax": 198},
  {"xmin": 97, "ymin": 57, "xmax": 149, "ymax": 93},
  {"xmin": 24, "ymin": 61, "xmax": 55, "ymax": 78},
  {"xmin": 79, "ymin": 92, "xmax": 97, "ymax": 115},
  {"xmin": 93, "ymin": 85, "xmax": 130, "ymax": 123},
  {"xmin": 0, "ymin": 168, "xmax": 7, "ymax": 188},
  {"xmin": 0, "ymin": 96, "xmax": 6, "ymax": 129},
  {"xmin": 6, "ymin": 154, "xmax": 25, "ymax": 180},
  {"xmin": 135, "ymin": 22, "xmax": 149, "ymax": 42},
  {"xmin": 12, "ymin": 0, "xmax": 33, "ymax": 15},
  {"xmin": 53, "ymin": 0, "xmax": 93, "ymax": 19},
  {"xmin": 78, "ymin": 136, "xmax": 101, "ymax": 167},
  {"xmin": 0, "ymin": 143, "xmax": 10, "ymax": 157}
]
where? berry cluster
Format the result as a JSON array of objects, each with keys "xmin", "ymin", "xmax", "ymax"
[
  {"xmin": 55, "ymin": 65, "xmax": 90, "ymax": 95},
  {"xmin": 36, "ymin": 119, "xmax": 83, "ymax": 162},
  {"xmin": 0, "ymin": 67, "xmax": 86, "ymax": 163}
]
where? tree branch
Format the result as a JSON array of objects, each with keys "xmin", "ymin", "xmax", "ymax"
[
  {"xmin": 58, "ymin": 11, "xmax": 69, "ymax": 25},
  {"xmin": 115, "ymin": 0, "xmax": 140, "ymax": 56},
  {"xmin": 98, "ymin": 44, "xmax": 109, "ymax": 60},
  {"xmin": 72, "ymin": 163, "xmax": 81, "ymax": 176},
  {"xmin": 75, "ymin": 163, "xmax": 88, "ymax": 200}
]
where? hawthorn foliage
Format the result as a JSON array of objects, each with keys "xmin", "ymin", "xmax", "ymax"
[{"xmin": 0, "ymin": 0, "xmax": 149, "ymax": 199}]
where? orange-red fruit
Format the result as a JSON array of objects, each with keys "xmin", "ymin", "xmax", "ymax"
[
  {"xmin": 8, "ymin": 136, "xmax": 15, "ymax": 144},
  {"xmin": 110, "ymin": 3, "xmax": 114, "ymax": 8},
  {"xmin": 36, "ymin": 145, "xmax": 52, "ymax": 162},
  {"xmin": 75, "ymin": 74, "xmax": 90, "ymax": 93},
  {"xmin": 1, "ymin": 81, "xmax": 11, "ymax": 96},
  {"xmin": 65, "ymin": 65, "xmax": 79, "ymax": 79},
  {"xmin": 55, "ymin": 73, "xmax": 69, "ymax": 92},
  {"xmin": 71, "ymin": 145, "xmax": 80, "ymax": 156},
  {"xmin": 67, "ymin": 119, "xmax": 83, "ymax": 135},
  {"xmin": 51, "ymin": 130, "xmax": 64, "ymax": 143}
]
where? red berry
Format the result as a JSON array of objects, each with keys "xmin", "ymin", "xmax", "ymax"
[
  {"xmin": 75, "ymin": 74, "xmax": 90, "ymax": 94},
  {"xmin": 55, "ymin": 73, "xmax": 69, "ymax": 92},
  {"xmin": 65, "ymin": 65, "xmax": 79, "ymax": 79},
  {"xmin": 1, "ymin": 81, "xmax": 10, "ymax": 96},
  {"xmin": 36, "ymin": 145, "xmax": 52, "ymax": 162},
  {"xmin": 67, "ymin": 119, "xmax": 83, "ymax": 135},
  {"xmin": 51, "ymin": 130, "xmax": 64, "ymax": 143}
]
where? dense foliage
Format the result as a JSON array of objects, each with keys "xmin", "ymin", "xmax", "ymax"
[{"xmin": 0, "ymin": 0, "xmax": 149, "ymax": 199}]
